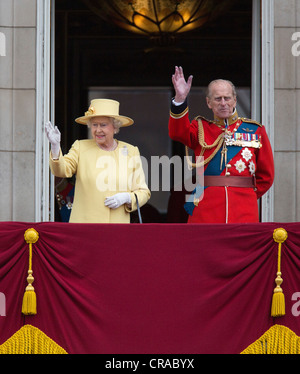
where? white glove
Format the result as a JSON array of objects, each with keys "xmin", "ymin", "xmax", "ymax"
[
  {"xmin": 45, "ymin": 121, "xmax": 61, "ymax": 159},
  {"xmin": 104, "ymin": 193, "xmax": 131, "ymax": 209}
]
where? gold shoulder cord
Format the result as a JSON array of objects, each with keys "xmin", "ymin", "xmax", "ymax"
[{"xmin": 185, "ymin": 118, "xmax": 224, "ymax": 169}]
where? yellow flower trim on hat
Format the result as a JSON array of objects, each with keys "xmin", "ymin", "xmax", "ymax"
[{"xmin": 85, "ymin": 106, "xmax": 95, "ymax": 117}]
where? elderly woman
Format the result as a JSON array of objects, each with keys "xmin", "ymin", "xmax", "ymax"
[{"xmin": 45, "ymin": 99, "xmax": 150, "ymax": 223}]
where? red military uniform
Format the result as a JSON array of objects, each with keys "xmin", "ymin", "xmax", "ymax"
[{"xmin": 169, "ymin": 100, "xmax": 274, "ymax": 223}]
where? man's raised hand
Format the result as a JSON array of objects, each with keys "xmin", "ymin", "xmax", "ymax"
[{"xmin": 172, "ymin": 66, "xmax": 193, "ymax": 103}]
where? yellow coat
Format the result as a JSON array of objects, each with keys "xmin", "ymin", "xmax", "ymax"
[{"xmin": 50, "ymin": 139, "xmax": 151, "ymax": 223}]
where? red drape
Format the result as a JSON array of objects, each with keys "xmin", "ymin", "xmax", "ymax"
[{"xmin": 0, "ymin": 222, "xmax": 300, "ymax": 354}]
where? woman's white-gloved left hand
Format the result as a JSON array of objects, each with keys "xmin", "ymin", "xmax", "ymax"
[{"xmin": 104, "ymin": 193, "xmax": 131, "ymax": 209}]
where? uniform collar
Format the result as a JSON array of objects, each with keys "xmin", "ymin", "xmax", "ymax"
[{"xmin": 213, "ymin": 109, "xmax": 239, "ymax": 127}]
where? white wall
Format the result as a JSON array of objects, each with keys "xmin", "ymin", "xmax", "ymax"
[
  {"xmin": 273, "ymin": 0, "xmax": 300, "ymax": 221},
  {"xmin": 0, "ymin": 0, "xmax": 37, "ymax": 221}
]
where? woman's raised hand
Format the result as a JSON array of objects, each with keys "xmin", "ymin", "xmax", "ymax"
[{"xmin": 45, "ymin": 121, "xmax": 61, "ymax": 159}]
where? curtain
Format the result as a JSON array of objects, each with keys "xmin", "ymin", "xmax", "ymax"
[{"xmin": 0, "ymin": 222, "xmax": 300, "ymax": 354}]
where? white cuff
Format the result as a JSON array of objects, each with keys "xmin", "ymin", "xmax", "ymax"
[{"xmin": 172, "ymin": 99, "xmax": 185, "ymax": 106}]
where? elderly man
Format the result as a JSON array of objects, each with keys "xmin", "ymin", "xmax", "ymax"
[{"xmin": 169, "ymin": 66, "xmax": 274, "ymax": 223}]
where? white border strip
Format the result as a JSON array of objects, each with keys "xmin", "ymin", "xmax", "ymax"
[{"xmin": 261, "ymin": 0, "xmax": 275, "ymax": 222}]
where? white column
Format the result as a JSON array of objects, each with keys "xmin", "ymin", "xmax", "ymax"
[
  {"xmin": 251, "ymin": 0, "xmax": 261, "ymax": 121},
  {"xmin": 35, "ymin": 0, "xmax": 55, "ymax": 221}
]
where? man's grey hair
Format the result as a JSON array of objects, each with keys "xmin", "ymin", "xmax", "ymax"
[
  {"xmin": 87, "ymin": 117, "xmax": 122, "ymax": 134},
  {"xmin": 206, "ymin": 79, "xmax": 237, "ymax": 99}
]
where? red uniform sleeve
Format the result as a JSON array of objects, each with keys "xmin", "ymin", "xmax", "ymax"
[
  {"xmin": 168, "ymin": 100, "xmax": 199, "ymax": 149},
  {"xmin": 255, "ymin": 125, "xmax": 274, "ymax": 199}
]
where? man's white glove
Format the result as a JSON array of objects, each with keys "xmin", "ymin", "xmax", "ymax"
[
  {"xmin": 104, "ymin": 193, "xmax": 132, "ymax": 209},
  {"xmin": 45, "ymin": 121, "xmax": 61, "ymax": 159}
]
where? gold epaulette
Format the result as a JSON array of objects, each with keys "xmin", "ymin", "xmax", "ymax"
[
  {"xmin": 194, "ymin": 115, "xmax": 214, "ymax": 123},
  {"xmin": 240, "ymin": 117, "xmax": 262, "ymax": 127},
  {"xmin": 195, "ymin": 115, "xmax": 225, "ymax": 129}
]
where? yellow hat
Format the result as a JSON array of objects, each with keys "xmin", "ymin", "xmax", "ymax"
[{"xmin": 75, "ymin": 99, "xmax": 134, "ymax": 127}]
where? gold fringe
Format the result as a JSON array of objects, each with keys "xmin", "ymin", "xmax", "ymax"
[
  {"xmin": 241, "ymin": 325, "xmax": 300, "ymax": 354},
  {"xmin": 271, "ymin": 228, "xmax": 288, "ymax": 317},
  {"xmin": 22, "ymin": 228, "xmax": 39, "ymax": 315},
  {"xmin": 0, "ymin": 324, "xmax": 67, "ymax": 354}
]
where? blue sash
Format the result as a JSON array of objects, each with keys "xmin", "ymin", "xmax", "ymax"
[{"xmin": 184, "ymin": 122, "xmax": 259, "ymax": 216}]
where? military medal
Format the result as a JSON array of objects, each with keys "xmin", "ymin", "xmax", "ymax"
[
  {"xmin": 225, "ymin": 132, "xmax": 262, "ymax": 149},
  {"xmin": 221, "ymin": 121, "xmax": 241, "ymax": 169}
]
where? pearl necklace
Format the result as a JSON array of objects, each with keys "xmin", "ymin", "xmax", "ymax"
[{"xmin": 98, "ymin": 139, "xmax": 117, "ymax": 152}]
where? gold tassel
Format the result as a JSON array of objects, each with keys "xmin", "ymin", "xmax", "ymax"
[
  {"xmin": 22, "ymin": 228, "xmax": 39, "ymax": 315},
  {"xmin": 271, "ymin": 228, "xmax": 288, "ymax": 317}
]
